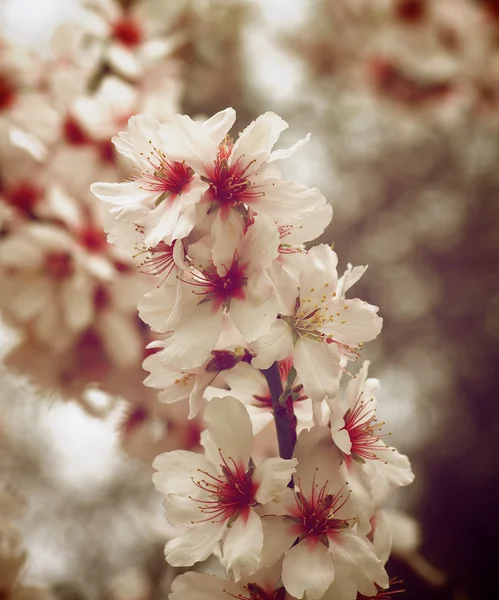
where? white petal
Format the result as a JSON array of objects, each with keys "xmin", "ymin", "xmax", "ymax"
[
  {"xmin": 91, "ymin": 180, "xmax": 157, "ymax": 206},
  {"xmin": 250, "ymin": 319, "xmax": 294, "ymax": 369},
  {"xmin": 231, "ymin": 294, "xmax": 278, "ymax": 343},
  {"xmin": 253, "ymin": 457, "xmax": 297, "ymax": 504},
  {"xmin": 269, "ymin": 132, "xmax": 311, "ymax": 162},
  {"xmin": 372, "ymin": 510, "xmax": 392, "ymax": 566},
  {"xmin": 164, "ymin": 521, "xmax": 225, "ymax": 567},
  {"xmin": 319, "ymin": 298, "xmax": 383, "ymax": 346},
  {"xmin": 372, "ymin": 446, "xmax": 415, "ymax": 487},
  {"xmin": 329, "ymin": 530, "xmax": 389, "ymax": 597},
  {"xmin": 282, "ymin": 540, "xmax": 335, "ymax": 600},
  {"xmin": 222, "ymin": 508, "xmax": 263, "ymax": 581},
  {"xmin": 210, "ymin": 210, "xmax": 244, "ymax": 272},
  {"xmin": 204, "ymin": 396, "xmax": 253, "ymax": 469},
  {"xmin": 152, "ymin": 450, "xmax": 216, "ymax": 496},
  {"xmin": 294, "ymin": 338, "xmax": 341, "ymax": 403},
  {"xmin": 202, "ymin": 107, "xmax": 236, "ymax": 143},
  {"xmin": 259, "ymin": 516, "xmax": 298, "ymax": 570},
  {"xmin": 255, "ymin": 179, "xmax": 330, "ymax": 228},
  {"xmin": 159, "ymin": 303, "xmax": 222, "ymax": 370},
  {"xmin": 230, "ymin": 112, "xmax": 288, "ymax": 170},
  {"xmin": 98, "ymin": 310, "xmax": 142, "ymax": 368}
]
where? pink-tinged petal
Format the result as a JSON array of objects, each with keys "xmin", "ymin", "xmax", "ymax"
[
  {"xmin": 230, "ymin": 112, "xmax": 288, "ymax": 170},
  {"xmin": 253, "ymin": 457, "xmax": 297, "ymax": 504},
  {"xmin": 251, "ymin": 319, "xmax": 294, "ymax": 369},
  {"xmin": 372, "ymin": 446, "xmax": 415, "ymax": 487},
  {"xmin": 202, "ymin": 107, "xmax": 236, "ymax": 143},
  {"xmin": 319, "ymin": 298, "xmax": 383, "ymax": 345},
  {"xmin": 269, "ymin": 132, "xmax": 311, "ymax": 162},
  {"xmin": 159, "ymin": 303, "xmax": 223, "ymax": 370},
  {"xmin": 222, "ymin": 508, "xmax": 263, "ymax": 581},
  {"xmin": 91, "ymin": 180, "xmax": 157, "ymax": 206},
  {"xmin": 259, "ymin": 516, "xmax": 297, "ymax": 570},
  {"xmin": 164, "ymin": 521, "xmax": 225, "ymax": 567},
  {"xmin": 170, "ymin": 572, "xmax": 243, "ymax": 600},
  {"xmin": 282, "ymin": 540, "xmax": 335, "ymax": 600},
  {"xmin": 231, "ymin": 294, "xmax": 278, "ymax": 343},
  {"xmin": 329, "ymin": 530, "xmax": 389, "ymax": 597},
  {"xmin": 144, "ymin": 201, "xmax": 181, "ymax": 247},
  {"xmin": 343, "ymin": 361, "xmax": 373, "ymax": 412},
  {"xmin": 371, "ymin": 510, "xmax": 392, "ymax": 566},
  {"xmin": 152, "ymin": 450, "xmax": 216, "ymax": 496},
  {"xmin": 188, "ymin": 371, "xmax": 214, "ymax": 419},
  {"xmin": 294, "ymin": 338, "xmax": 341, "ymax": 403},
  {"xmin": 204, "ymin": 396, "xmax": 253, "ymax": 468},
  {"xmin": 282, "ymin": 202, "xmax": 333, "ymax": 246}
]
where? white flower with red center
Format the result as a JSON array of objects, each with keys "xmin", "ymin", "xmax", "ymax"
[
  {"xmin": 157, "ymin": 109, "xmax": 329, "ymax": 256},
  {"xmin": 206, "ymin": 358, "xmax": 313, "ymax": 435},
  {"xmin": 152, "ymin": 397, "xmax": 297, "ymax": 580},
  {"xmin": 83, "ymin": 0, "xmax": 184, "ymax": 80},
  {"xmin": 147, "ymin": 214, "xmax": 279, "ymax": 370},
  {"xmin": 91, "ymin": 110, "xmax": 233, "ymax": 247},
  {"xmin": 251, "ymin": 244, "xmax": 382, "ymax": 405},
  {"xmin": 169, "ymin": 563, "xmax": 294, "ymax": 600},
  {"xmin": 327, "ymin": 362, "xmax": 414, "ymax": 533},
  {"xmin": 259, "ymin": 427, "xmax": 388, "ymax": 600}
]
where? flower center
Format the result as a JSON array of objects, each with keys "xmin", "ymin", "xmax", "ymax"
[
  {"xmin": 190, "ymin": 452, "xmax": 257, "ymax": 523},
  {"xmin": 136, "ymin": 143, "xmax": 194, "ymax": 199},
  {"xmin": 5, "ymin": 182, "xmax": 41, "ymax": 216},
  {"xmin": 292, "ymin": 478, "xmax": 350, "ymax": 542},
  {"xmin": 206, "ymin": 137, "xmax": 264, "ymax": 213},
  {"xmin": 63, "ymin": 116, "xmax": 89, "ymax": 145},
  {"xmin": 0, "ymin": 74, "xmax": 15, "ymax": 112},
  {"xmin": 190, "ymin": 258, "xmax": 247, "ymax": 311},
  {"xmin": 395, "ymin": 0, "xmax": 426, "ymax": 23},
  {"xmin": 44, "ymin": 251, "xmax": 74, "ymax": 280},
  {"xmin": 342, "ymin": 393, "xmax": 387, "ymax": 461},
  {"xmin": 79, "ymin": 226, "xmax": 108, "ymax": 253},
  {"xmin": 112, "ymin": 18, "xmax": 143, "ymax": 47}
]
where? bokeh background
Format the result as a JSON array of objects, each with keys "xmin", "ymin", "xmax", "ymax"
[{"xmin": 1, "ymin": 1, "xmax": 498, "ymax": 599}]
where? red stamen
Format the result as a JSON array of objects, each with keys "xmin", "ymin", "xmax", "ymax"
[
  {"xmin": 189, "ymin": 450, "xmax": 257, "ymax": 524},
  {"xmin": 0, "ymin": 74, "xmax": 16, "ymax": 112},
  {"xmin": 342, "ymin": 392, "xmax": 389, "ymax": 461},
  {"xmin": 188, "ymin": 257, "xmax": 247, "ymax": 311},
  {"xmin": 79, "ymin": 226, "xmax": 108, "ymax": 253},
  {"xmin": 63, "ymin": 116, "xmax": 89, "ymax": 145},
  {"xmin": 134, "ymin": 144, "xmax": 193, "ymax": 198},
  {"xmin": 394, "ymin": 0, "xmax": 426, "ymax": 23},
  {"xmin": 5, "ymin": 182, "xmax": 41, "ymax": 216}
]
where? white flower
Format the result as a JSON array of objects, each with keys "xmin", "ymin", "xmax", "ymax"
[
  {"xmin": 252, "ymin": 244, "xmax": 382, "ymax": 404},
  {"xmin": 328, "ymin": 362, "xmax": 414, "ymax": 532},
  {"xmin": 152, "ymin": 397, "xmax": 297, "ymax": 580},
  {"xmin": 152, "ymin": 214, "xmax": 279, "ymax": 370},
  {"xmin": 259, "ymin": 427, "xmax": 388, "ymax": 600}
]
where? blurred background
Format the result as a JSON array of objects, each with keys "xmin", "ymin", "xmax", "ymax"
[{"xmin": 0, "ymin": 1, "xmax": 498, "ymax": 599}]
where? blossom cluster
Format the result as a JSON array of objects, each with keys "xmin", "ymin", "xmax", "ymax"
[
  {"xmin": 91, "ymin": 106, "xmax": 414, "ymax": 599},
  {"xmin": 0, "ymin": 0, "xmax": 243, "ymax": 460}
]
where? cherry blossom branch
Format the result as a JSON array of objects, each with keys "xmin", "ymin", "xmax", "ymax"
[{"xmin": 261, "ymin": 362, "xmax": 296, "ymax": 460}]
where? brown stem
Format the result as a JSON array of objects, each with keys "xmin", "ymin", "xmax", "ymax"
[{"xmin": 261, "ymin": 362, "xmax": 297, "ymax": 460}]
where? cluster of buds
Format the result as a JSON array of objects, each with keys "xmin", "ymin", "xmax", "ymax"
[
  {"xmin": 91, "ymin": 107, "xmax": 414, "ymax": 598},
  {"xmin": 0, "ymin": 0, "xmax": 246, "ymax": 461}
]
